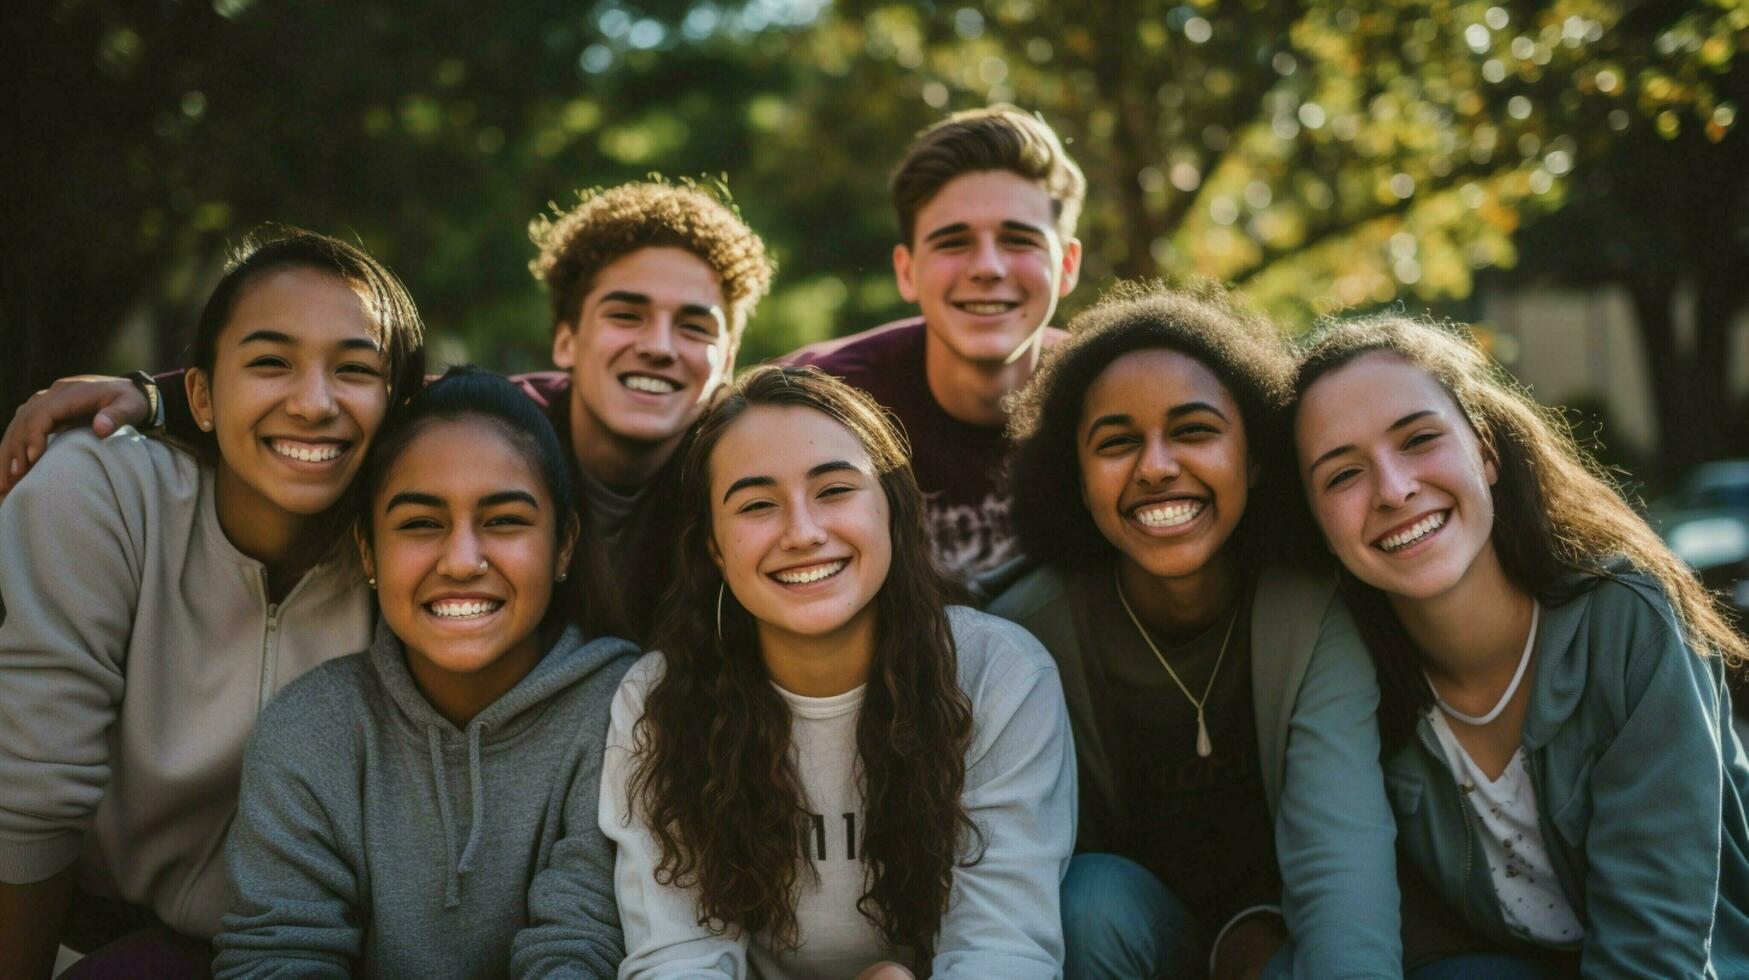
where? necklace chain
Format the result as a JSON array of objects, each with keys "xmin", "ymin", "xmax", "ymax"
[
  {"xmin": 1426, "ymin": 601, "xmax": 1540, "ymax": 727},
  {"xmin": 1113, "ymin": 566, "xmax": 1240, "ymax": 758}
]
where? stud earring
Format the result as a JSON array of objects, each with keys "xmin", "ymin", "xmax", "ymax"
[
  {"xmin": 367, "ymin": 577, "xmax": 376, "ymax": 589},
  {"xmin": 198, "ymin": 419, "xmax": 212, "ymax": 431},
  {"xmin": 556, "ymin": 570, "xmax": 568, "ymax": 583}
]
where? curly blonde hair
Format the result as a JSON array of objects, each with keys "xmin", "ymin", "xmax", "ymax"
[{"xmin": 529, "ymin": 180, "xmax": 774, "ymax": 351}]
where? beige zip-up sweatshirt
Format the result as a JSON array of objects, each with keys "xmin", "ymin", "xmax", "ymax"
[{"xmin": 0, "ymin": 428, "xmax": 372, "ymax": 939}]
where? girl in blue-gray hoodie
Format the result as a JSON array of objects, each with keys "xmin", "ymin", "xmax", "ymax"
[
  {"xmin": 215, "ymin": 368, "xmax": 637, "ymax": 978},
  {"xmin": 1292, "ymin": 314, "xmax": 1749, "ymax": 979}
]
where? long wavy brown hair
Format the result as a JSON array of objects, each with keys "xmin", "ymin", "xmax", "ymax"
[
  {"xmin": 1291, "ymin": 314, "xmax": 1746, "ymax": 746},
  {"xmin": 629, "ymin": 365, "xmax": 979, "ymax": 956}
]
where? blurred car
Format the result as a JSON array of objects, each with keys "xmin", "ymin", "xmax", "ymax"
[
  {"xmin": 1650, "ymin": 459, "xmax": 1749, "ymax": 613},
  {"xmin": 1649, "ymin": 460, "xmax": 1749, "ymax": 729}
]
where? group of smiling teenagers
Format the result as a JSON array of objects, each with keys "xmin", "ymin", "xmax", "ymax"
[{"xmin": 0, "ymin": 104, "xmax": 1744, "ymax": 980}]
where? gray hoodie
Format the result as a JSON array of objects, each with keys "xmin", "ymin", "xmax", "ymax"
[{"xmin": 214, "ymin": 619, "xmax": 637, "ymax": 979}]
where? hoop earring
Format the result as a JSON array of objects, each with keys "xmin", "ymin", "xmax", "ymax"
[{"xmin": 716, "ymin": 581, "xmax": 725, "ymax": 643}]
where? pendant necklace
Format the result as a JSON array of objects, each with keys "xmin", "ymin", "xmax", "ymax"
[
  {"xmin": 1114, "ymin": 566, "xmax": 1239, "ymax": 758},
  {"xmin": 1426, "ymin": 601, "xmax": 1539, "ymax": 726}
]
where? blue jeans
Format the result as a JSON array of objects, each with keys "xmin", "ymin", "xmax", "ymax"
[{"xmin": 1061, "ymin": 853, "xmax": 1204, "ymax": 980}]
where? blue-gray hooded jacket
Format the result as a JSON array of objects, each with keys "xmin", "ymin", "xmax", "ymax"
[
  {"xmin": 214, "ymin": 620, "xmax": 638, "ymax": 978},
  {"xmin": 1384, "ymin": 570, "xmax": 1749, "ymax": 978}
]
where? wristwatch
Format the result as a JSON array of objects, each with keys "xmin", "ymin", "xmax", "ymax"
[{"xmin": 125, "ymin": 371, "xmax": 166, "ymax": 433}]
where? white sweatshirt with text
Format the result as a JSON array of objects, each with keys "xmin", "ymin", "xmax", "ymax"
[{"xmin": 602, "ymin": 606, "xmax": 1076, "ymax": 979}]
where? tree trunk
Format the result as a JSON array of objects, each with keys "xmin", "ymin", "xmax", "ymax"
[{"xmin": 1626, "ymin": 274, "xmax": 1701, "ymax": 474}]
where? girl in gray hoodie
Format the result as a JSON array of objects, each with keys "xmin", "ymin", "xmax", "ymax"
[{"xmin": 215, "ymin": 368, "xmax": 636, "ymax": 978}]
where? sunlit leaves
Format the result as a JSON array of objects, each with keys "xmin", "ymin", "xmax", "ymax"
[{"xmin": 797, "ymin": 0, "xmax": 1744, "ymax": 331}]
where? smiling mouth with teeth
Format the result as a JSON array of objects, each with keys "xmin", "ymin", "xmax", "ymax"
[
  {"xmin": 622, "ymin": 375, "xmax": 680, "ymax": 395},
  {"xmin": 1376, "ymin": 511, "xmax": 1448, "ymax": 552},
  {"xmin": 268, "ymin": 439, "xmax": 346, "ymax": 463},
  {"xmin": 771, "ymin": 559, "xmax": 848, "ymax": 585},
  {"xmin": 954, "ymin": 301, "xmax": 1019, "ymax": 316},
  {"xmin": 1133, "ymin": 500, "xmax": 1204, "ymax": 529},
  {"xmin": 427, "ymin": 598, "xmax": 504, "ymax": 619}
]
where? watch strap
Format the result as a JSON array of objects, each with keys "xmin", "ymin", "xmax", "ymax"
[{"xmin": 124, "ymin": 370, "xmax": 165, "ymax": 433}]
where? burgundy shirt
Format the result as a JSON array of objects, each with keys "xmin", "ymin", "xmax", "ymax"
[{"xmin": 785, "ymin": 318, "xmax": 1064, "ymax": 582}]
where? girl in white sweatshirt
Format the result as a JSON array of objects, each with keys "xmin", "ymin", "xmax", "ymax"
[{"xmin": 600, "ymin": 365, "xmax": 1076, "ymax": 980}]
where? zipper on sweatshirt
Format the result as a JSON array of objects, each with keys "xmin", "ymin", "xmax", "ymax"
[
  {"xmin": 255, "ymin": 566, "xmax": 321, "ymax": 710},
  {"xmin": 260, "ymin": 602, "xmax": 282, "ymax": 710},
  {"xmin": 1416, "ymin": 720, "xmax": 1476, "ymax": 883}
]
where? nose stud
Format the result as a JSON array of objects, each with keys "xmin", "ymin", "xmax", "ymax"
[{"xmin": 477, "ymin": 559, "xmax": 489, "ymax": 573}]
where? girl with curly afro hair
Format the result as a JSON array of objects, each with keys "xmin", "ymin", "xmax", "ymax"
[{"xmin": 987, "ymin": 279, "xmax": 1399, "ymax": 979}]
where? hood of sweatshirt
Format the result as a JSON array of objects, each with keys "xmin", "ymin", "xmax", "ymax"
[{"xmin": 366, "ymin": 619, "xmax": 639, "ymax": 906}]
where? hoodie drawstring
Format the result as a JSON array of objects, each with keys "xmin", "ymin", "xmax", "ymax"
[
  {"xmin": 457, "ymin": 723, "xmax": 487, "ymax": 878},
  {"xmin": 427, "ymin": 726, "xmax": 464, "ymax": 908},
  {"xmin": 426, "ymin": 723, "xmax": 489, "ymax": 908}
]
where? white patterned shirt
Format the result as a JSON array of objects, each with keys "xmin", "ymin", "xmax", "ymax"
[{"xmin": 1429, "ymin": 709, "xmax": 1584, "ymax": 947}]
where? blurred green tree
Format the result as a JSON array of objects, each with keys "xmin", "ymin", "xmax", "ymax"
[
  {"xmin": 787, "ymin": 0, "xmax": 1744, "ymax": 469},
  {"xmin": 3, "ymin": 0, "xmax": 1741, "ymax": 475},
  {"xmin": 1509, "ymin": 2, "xmax": 1748, "ymax": 468}
]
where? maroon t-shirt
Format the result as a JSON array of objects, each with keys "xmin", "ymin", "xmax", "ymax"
[{"xmin": 785, "ymin": 318, "xmax": 1063, "ymax": 582}]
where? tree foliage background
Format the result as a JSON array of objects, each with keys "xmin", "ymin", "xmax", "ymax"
[{"xmin": 4, "ymin": 0, "xmax": 1745, "ymax": 474}]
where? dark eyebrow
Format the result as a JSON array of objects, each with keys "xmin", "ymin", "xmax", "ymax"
[
  {"xmin": 1085, "ymin": 402, "xmax": 1228, "ymax": 445},
  {"xmin": 808, "ymin": 460, "xmax": 857, "ymax": 479},
  {"xmin": 386, "ymin": 491, "xmax": 443, "ymax": 511},
  {"xmin": 723, "ymin": 475, "xmax": 774, "ymax": 502},
  {"xmin": 238, "ymin": 329, "xmax": 380, "ymax": 353},
  {"xmin": 923, "ymin": 219, "xmax": 1049, "ymax": 245},
  {"xmin": 1390, "ymin": 410, "xmax": 1437, "ymax": 431},
  {"xmin": 922, "ymin": 222, "xmax": 971, "ymax": 245},
  {"xmin": 723, "ymin": 461, "xmax": 861, "ymax": 502},
  {"xmin": 1307, "ymin": 410, "xmax": 1439, "ymax": 473},
  {"xmin": 1085, "ymin": 414, "xmax": 1131, "ymax": 443},
  {"xmin": 679, "ymin": 304, "xmax": 726, "ymax": 328},
  {"xmin": 598, "ymin": 290, "xmax": 651, "ymax": 307},
  {"xmin": 480, "ymin": 490, "xmax": 538, "ymax": 508},
  {"xmin": 1167, "ymin": 401, "xmax": 1230, "ymax": 423}
]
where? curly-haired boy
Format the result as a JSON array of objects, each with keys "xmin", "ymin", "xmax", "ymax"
[{"xmin": 523, "ymin": 180, "xmax": 772, "ymax": 638}]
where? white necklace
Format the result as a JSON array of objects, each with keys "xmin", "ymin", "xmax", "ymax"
[
  {"xmin": 1113, "ymin": 567, "xmax": 1239, "ymax": 758},
  {"xmin": 1427, "ymin": 601, "xmax": 1539, "ymax": 727}
]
